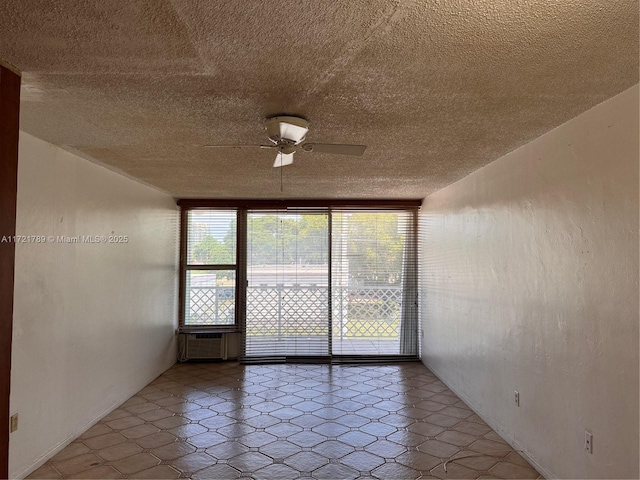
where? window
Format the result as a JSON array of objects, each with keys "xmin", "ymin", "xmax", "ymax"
[
  {"xmin": 179, "ymin": 201, "xmax": 420, "ymax": 360},
  {"xmin": 182, "ymin": 209, "xmax": 238, "ymax": 327}
]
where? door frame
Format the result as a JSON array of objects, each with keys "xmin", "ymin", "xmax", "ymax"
[{"xmin": 0, "ymin": 61, "xmax": 21, "ymax": 479}]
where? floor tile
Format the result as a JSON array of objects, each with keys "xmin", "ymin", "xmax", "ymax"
[
  {"xmin": 506, "ymin": 451, "xmax": 533, "ymax": 467},
  {"xmin": 452, "ymin": 451, "xmax": 500, "ymax": 470},
  {"xmin": 337, "ymin": 431, "xmax": 377, "ymax": 447},
  {"xmin": 192, "ymin": 464, "xmax": 242, "ymax": 479},
  {"xmin": 453, "ymin": 420, "xmax": 492, "ymax": 436},
  {"xmin": 168, "ymin": 423, "xmax": 208, "ymax": 438},
  {"xmin": 417, "ymin": 439, "xmax": 461, "ymax": 458},
  {"xmin": 111, "ymin": 452, "xmax": 160, "ymax": 474},
  {"xmin": 53, "ymin": 453, "xmax": 104, "ymax": 476},
  {"xmin": 440, "ymin": 405, "xmax": 474, "ymax": 419},
  {"xmin": 29, "ymin": 362, "xmax": 540, "ymax": 479},
  {"xmin": 187, "ymin": 431, "xmax": 226, "ymax": 448},
  {"xmin": 364, "ymin": 439, "xmax": 406, "ymax": 458},
  {"xmin": 436, "ymin": 430, "xmax": 476, "ymax": 447},
  {"xmin": 217, "ymin": 423, "xmax": 256, "ymax": 438},
  {"xmin": 253, "ymin": 463, "xmax": 299, "ymax": 480},
  {"xmin": 119, "ymin": 423, "xmax": 160, "ymax": 439},
  {"xmin": 315, "ymin": 463, "xmax": 360, "ymax": 479},
  {"xmin": 283, "ymin": 451, "xmax": 328, "ymax": 471},
  {"xmin": 227, "ymin": 451, "xmax": 273, "ymax": 472},
  {"xmin": 238, "ymin": 431, "xmax": 277, "ymax": 448},
  {"xmin": 430, "ymin": 461, "xmax": 479, "ymax": 479},
  {"xmin": 396, "ymin": 450, "xmax": 442, "ymax": 471},
  {"xmin": 258, "ymin": 440, "xmax": 302, "ymax": 459},
  {"xmin": 372, "ymin": 461, "xmax": 421, "ymax": 480},
  {"xmin": 313, "ymin": 439, "xmax": 354, "ymax": 459},
  {"xmin": 342, "ymin": 451, "xmax": 385, "ymax": 471},
  {"xmin": 199, "ymin": 414, "xmax": 235, "ymax": 429},
  {"xmin": 387, "ymin": 431, "xmax": 427, "ymax": 450},
  {"xmin": 312, "ymin": 421, "xmax": 350, "ymax": 438},
  {"xmin": 264, "ymin": 422, "xmax": 303, "ymax": 438},
  {"xmin": 132, "ymin": 465, "xmax": 181, "ymax": 479},
  {"xmin": 287, "ymin": 431, "xmax": 326, "ymax": 448},
  {"xmin": 25, "ymin": 465, "xmax": 62, "ymax": 479},
  {"xmin": 79, "ymin": 424, "xmax": 111, "ymax": 440},
  {"xmin": 67, "ymin": 465, "xmax": 119, "ymax": 479},
  {"xmin": 49, "ymin": 443, "xmax": 89, "ymax": 462},
  {"xmin": 379, "ymin": 413, "xmax": 415, "ymax": 428},
  {"xmin": 425, "ymin": 412, "xmax": 461, "ymax": 428},
  {"xmin": 100, "ymin": 408, "xmax": 131, "ymax": 422},
  {"xmin": 151, "ymin": 440, "xmax": 197, "ymax": 460},
  {"xmin": 170, "ymin": 452, "xmax": 217, "ymax": 472},
  {"xmin": 95, "ymin": 441, "xmax": 143, "ymax": 461},
  {"xmin": 137, "ymin": 408, "xmax": 175, "ymax": 422},
  {"xmin": 105, "ymin": 415, "xmax": 145, "ymax": 430},
  {"xmin": 469, "ymin": 438, "xmax": 514, "ymax": 456},
  {"xmin": 360, "ymin": 421, "xmax": 397, "ymax": 437}
]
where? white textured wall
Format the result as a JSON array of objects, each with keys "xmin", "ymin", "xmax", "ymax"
[
  {"xmin": 421, "ymin": 86, "xmax": 639, "ymax": 479},
  {"xmin": 9, "ymin": 133, "xmax": 179, "ymax": 479}
]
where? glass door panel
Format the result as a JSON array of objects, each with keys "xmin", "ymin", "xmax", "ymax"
[
  {"xmin": 331, "ymin": 211, "xmax": 418, "ymax": 356},
  {"xmin": 244, "ymin": 211, "xmax": 330, "ymax": 359}
]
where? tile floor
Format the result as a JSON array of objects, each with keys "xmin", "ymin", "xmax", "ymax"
[{"xmin": 27, "ymin": 362, "xmax": 541, "ymax": 479}]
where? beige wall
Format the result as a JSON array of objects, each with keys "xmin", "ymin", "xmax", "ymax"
[
  {"xmin": 420, "ymin": 86, "xmax": 639, "ymax": 479},
  {"xmin": 9, "ymin": 133, "xmax": 179, "ymax": 478}
]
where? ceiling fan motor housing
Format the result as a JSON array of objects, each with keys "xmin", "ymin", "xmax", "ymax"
[{"xmin": 266, "ymin": 116, "xmax": 309, "ymax": 145}]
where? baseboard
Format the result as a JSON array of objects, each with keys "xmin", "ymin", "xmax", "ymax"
[
  {"xmin": 421, "ymin": 358, "xmax": 556, "ymax": 480},
  {"xmin": 13, "ymin": 359, "xmax": 176, "ymax": 479}
]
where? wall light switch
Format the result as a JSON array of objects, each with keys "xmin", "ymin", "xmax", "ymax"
[{"xmin": 514, "ymin": 391, "xmax": 520, "ymax": 406}]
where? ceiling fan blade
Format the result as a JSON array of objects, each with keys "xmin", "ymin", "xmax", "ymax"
[
  {"xmin": 273, "ymin": 152, "xmax": 294, "ymax": 168},
  {"xmin": 201, "ymin": 144, "xmax": 275, "ymax": 149},
  {"xmin": 303, "ymin": 143, "xmax": 366, "ymax": 156}
]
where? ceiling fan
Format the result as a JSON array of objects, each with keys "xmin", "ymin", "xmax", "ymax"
[{"xmin": 202, "ymin": 116, "xmax": 367, "ymax": 167}]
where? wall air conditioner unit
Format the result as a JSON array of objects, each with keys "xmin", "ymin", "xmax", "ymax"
[{"xmin": 185, "ymin": 333, "xmax": 227, "ymax": 360}]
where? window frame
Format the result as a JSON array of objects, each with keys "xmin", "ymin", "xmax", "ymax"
[
  {"xmin": 178, "ymin": 200, "xmax": 421, "ymax": 335},
  {"xmin": 179, "ymin": 207, "xmax": 243, "ymax": 331}
]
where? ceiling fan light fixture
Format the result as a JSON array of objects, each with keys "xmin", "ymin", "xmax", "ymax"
[
  {"xmin": 266, "ymin": 116, "xmax": 309, "ymax": 144},
  {"xmin": 273, "ymin": 151, "xmax": 295, "ymax": 168}
]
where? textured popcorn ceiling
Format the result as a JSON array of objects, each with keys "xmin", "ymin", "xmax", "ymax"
[{"xmin": 0, "ymin": 0, "xmax": 637, "ymax": 199}]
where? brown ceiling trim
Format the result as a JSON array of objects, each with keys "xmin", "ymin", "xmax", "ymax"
[{"xmin": 177, "ymin": 199, "xmax": 422, "ymax": 209}]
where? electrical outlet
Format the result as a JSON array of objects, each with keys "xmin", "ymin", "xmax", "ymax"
[
  {"xmin": 514, "ymin": 391, "xmax": 520, "ymax": 406},
  {"xmin": 585, "ymin": 431, "xmax": 593, "ymax": 454},
  {"xmin": 10, "ymin": 414, "xmax": 18, "ymax": 432}
]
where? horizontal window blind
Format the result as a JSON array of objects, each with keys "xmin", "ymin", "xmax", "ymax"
[
  {"xmin": 184, "ymin": 209, "xmax": 238, "ymax": 327},
  {"xmin": 187, "ymin": 210, "xmax": 237, "ymax": 265},
  {"xmin": 244, "ymin": 210, "xmax": 330, "ymax": 359},
  {"xmin": 331, "ymin": 210, "xmax": 419, "ymax": 356}
]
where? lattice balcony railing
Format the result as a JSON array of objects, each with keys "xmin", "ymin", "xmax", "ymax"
[
  {"xmin": 186, "ymin": 284, "xmax": 403, "ymax": 339},
  {"xmin": 186, "ymin": 287, "xmax": 235, "ymax": 325},
  {"xmin": 246, "ymin": 286, "xmax": 329, "ymax": 336}
]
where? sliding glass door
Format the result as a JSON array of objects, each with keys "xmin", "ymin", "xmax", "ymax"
[
  {"xmin": 244, "ymin": 211, "xmax": 330, "ymax": 360},
  {"xmin": 331, "ymin": 210, "xmax": 418, "ymax": 356}
]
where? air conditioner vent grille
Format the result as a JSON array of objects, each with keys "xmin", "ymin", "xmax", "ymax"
[{"xmin": 184, "ymin": 333, "xmax": 227, "ymax": 360}]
